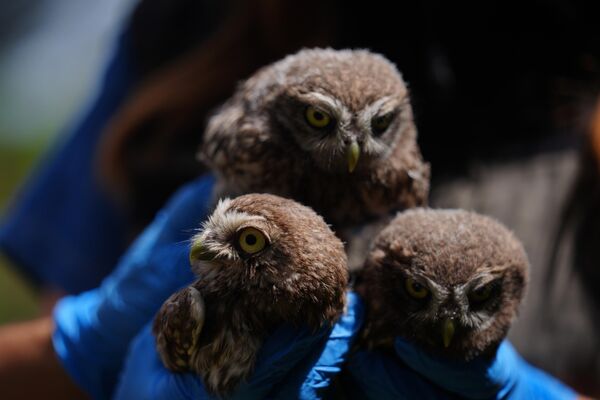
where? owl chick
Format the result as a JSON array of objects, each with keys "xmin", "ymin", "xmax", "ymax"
[
  {"xmin": 199, "ymin": 48, "xmax": 430, "ymax": 228},
  {"xmin": 356, "ymin": 209, "xmax": 529, "ymax": 361},
  {"xmin": 153, "ymin": 193, "xmax": 348, "ymax": 395}
]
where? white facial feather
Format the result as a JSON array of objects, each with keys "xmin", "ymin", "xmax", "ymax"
[
  {"xmin": 357, "ymin": 96, "xmax": 398, "ymax": 157},
  {"xmin": 414, "ymin": 269, "xmax": 503, "ymax": 330},
  {"xmin": 191, "ymin": 198, "xmax": 267, "ymax": 264},
  {"xmin": 357, "ymin": 96, "xmax": 396, "ymax": 130},
  {"xmin": 301, "ymin": 92, "xmax": 351, "ymax": 123}
]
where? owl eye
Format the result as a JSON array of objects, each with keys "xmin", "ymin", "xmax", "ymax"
[
  {"xmin": 305, "ymin": 106, "xmax": 333, "ymax": 129},
  {"xmin": 237, "ymin": 227, "xmax": 268, "ymax": 256},
  {"xmin": 469, "ymin": 282, "xmax": 495, "ymax": 304},
  {"xmin": 371, "ymin": 113, "xmax": 395, "ymax": 135},
  {"xmin": 404, "ymin": 278, "xmax": 430, "ymax": 300}
]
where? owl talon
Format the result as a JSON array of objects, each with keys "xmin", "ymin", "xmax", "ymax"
[{"xmin": 154, "ymin": 286, "xmax": 205, "ymax": 372}]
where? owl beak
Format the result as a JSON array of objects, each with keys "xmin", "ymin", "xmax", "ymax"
[
  {"xmin": 189, "ymin": 241, "xmax": 216, "ymax": 264},
  {"xmin": 442, "ymin": 318, "xmax": 455, "ymax": 348},
  {"xmin": 347, "ymin": 141, "xmax": 360, "ymax": 173}
]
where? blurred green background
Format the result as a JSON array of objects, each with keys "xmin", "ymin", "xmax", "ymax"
[
  {"xmin": 0, "ymin": 0, "xmax": 135, "ymax": 324},
  {"xmin": 0, "ymin": 143, "xmax": 47, "ymax": 323}
]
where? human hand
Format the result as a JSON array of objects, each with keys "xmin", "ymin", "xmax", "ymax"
[
  {"xmin": 394, "ymin": 337, "xmax": 577, "ymax": 400},
  {"xmin": 114, "ymin": 292, "xmax": 364, "ymax": 400},
  {"xmin": 346, "ymin": 334, "xmax": 577, "ymax": 400},
  {"xmin": 52, "ymin": 174, "xmax": 215, "ymax": 399}
]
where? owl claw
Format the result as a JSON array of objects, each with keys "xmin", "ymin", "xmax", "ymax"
[{"xmin": 154, "ymin": 286, "xmax": 206, "ymax": 372}]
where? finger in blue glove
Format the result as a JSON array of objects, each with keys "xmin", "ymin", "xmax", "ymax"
[
  {"xmin": 53, "ymin": 175, "xmax": 215, "ymax": 399},
  {"xmin": 395, "ymin": 337, "xmax": 577, "ymax": 400},
  {"xmin": 115, "ymin": 321, "xmax": 333, "ymax": 400},
  {"xmin": 276, "ymin": 291, "xmax": 365, "ymax": 400},
  {"xmin": 346, "ymin": 349, "xmax": 455, "ymax": 400}
]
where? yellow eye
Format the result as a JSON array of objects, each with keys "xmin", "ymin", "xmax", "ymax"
[
  {"xmin": 405, "ymin": 278, "xmax": 429, "ymax": 300},
  {"xmin": 469, "ymin": 283, "xmax": 494, "ymax": 303},
  {"xmin": 371, "ymin": 113, "xmax": 394, "ymax": 135},
  {"xmin": 237, "ymin": 227, "xmax": 267, "ymax": 255},
  {"xmin": 305, "ymin": 106, "xmax": 332, "ymax": 129}
]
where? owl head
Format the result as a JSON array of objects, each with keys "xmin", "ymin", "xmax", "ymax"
[
  {"xmin": 201, "ymin": 48, "xmax": 429, "ymax": 227},
  {"xmin": 189, "ymin": 193, "xmax": 348, "ymax": 327},
  {"xmin": 260, "ymin": 48, "xmax": 413, "ymax": 174},
  {"xmin": 358, "ymin": 209, "xmax": 529, "ymax": 360}
]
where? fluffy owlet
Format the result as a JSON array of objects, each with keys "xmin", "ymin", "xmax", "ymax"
[
  {"xmin": 356, "ymin": 209, "xmax": 529, "ymax": 360},
  {"xmin": 199, "ymin": 48, "xmax": 430, "ymax": 228},
  {"xmin": 153, "ymin": 193, "xmax": 348, "ymax": 395}
]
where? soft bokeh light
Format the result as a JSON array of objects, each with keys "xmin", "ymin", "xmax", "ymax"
[
  {"xmin": 0, "ymin": 0, "xmax": 137, "ymax": 146},
  {"xmin": 0, "ymin": 0, "xmax": 137, "ymax": 322}
]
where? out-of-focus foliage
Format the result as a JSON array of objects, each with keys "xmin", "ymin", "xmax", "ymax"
[
  {"xmin": 0, "ymin": 142, "xmax": 47, "ymax": 323},
  {"xmin": 0, "ymin": 0, "xmax": 137, "ymax": 323}
]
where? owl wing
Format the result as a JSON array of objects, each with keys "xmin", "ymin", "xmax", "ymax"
[
  {"xmin": 153, "ymin": 285, "xmax": 205, "ymax": 372},
  {"xmin": 198, "ymin": 99, "xmax": 292, "ymax": 197},
  {"xmin": 361, "ymin": 141, "xmax": 430, "ymax": 215}
]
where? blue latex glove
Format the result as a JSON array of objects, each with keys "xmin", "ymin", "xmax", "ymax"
[
  {"xmin": 114, "ymin": 292, "xmax": 364, "ymax": 400},
  {"xmin": 346, "ymin": 349, "xmax": 452, "ymax": 400},
  {"xmin": 394, "ymin": 338, "xmax": 577, "ymax": 400},
  {"xmin": 53, "ymin": 175, "xmax": 215, "ymax": 399},
  {"xmin": 0, "ymin": 30, "xmax": 135, "ymax": 293},
  {"xmin": 346, "ymin": 330, "xmax": 577, "ymax": 399}
]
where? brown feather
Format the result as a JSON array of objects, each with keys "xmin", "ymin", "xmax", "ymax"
[
  {"xmin": 200, "ymin": 48, "xmax": 430, "ymax": 229},
  {"xmin": 154, "ymin": 193, "xmax": 348, "ymax": 395},
  {"xmin": 357, "ymin": 208, "xmax": 529, "ymax": 361}
]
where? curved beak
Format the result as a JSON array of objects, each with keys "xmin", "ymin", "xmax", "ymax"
[
  {"xmin": 189, "ymin": 240, "xmax": 216, "ymax": 264},
  {"xmin": 442, "ymin": 318, "xmax": 456, "ymax": 348},
  {"xmin": 347, "ymin": 141, "xmax": 360, "ymax": 173}
]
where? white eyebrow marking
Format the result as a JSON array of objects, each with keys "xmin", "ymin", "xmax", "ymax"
[
  {"xmin": 357, "ymin": 96, "xmax": 397, "ymax": 131},
  {"xmin": 190, "ymin": 199, "xmax": 270, "ymax": 276},
  {"xmin": 200, "ymin": 199, "xmax": 266, "ymax": 240},
  {"xmin": 419, "ymin": 274, "xmax": 449, "ymax": 316},
  {"xmin": 300, "ymin": 92, "xmax": 352, "ymax": 123}
]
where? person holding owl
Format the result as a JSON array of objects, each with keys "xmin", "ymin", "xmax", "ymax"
[
  {"xmin": 47, "ymin": 47, "xmax": 432, "ymax": 399},
  {"xmin": 65, "ymin": 48, "xmax": 582, "ymax": 399},
  {"xmin": 0, "ymin": 42, "xmax": 583, "ymax": 399},
  {"xmin": 0, "ymin": 0, "xmax": 594, "ymax": 397}
]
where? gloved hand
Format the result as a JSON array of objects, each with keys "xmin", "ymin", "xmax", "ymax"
[
  {"xmin": 346, "ymin": 328, "xmax": 577, "ymax": 399},
  {"xmin": 114, "ymin": 292, "xmax": 364, "ymax": 400},
  {"xmin": 394, "ymin": 338, "xmax": 577, "ymax": 400},
  {"xmin": 52, "ymin": 174, "xmax": 215, "ymax": 399}
]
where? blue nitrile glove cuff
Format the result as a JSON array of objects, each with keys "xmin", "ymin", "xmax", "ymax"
[
  {"xmin": 53, "ymin": 175, "xmax": 215, "ymax": 399},
  {"xmin": 395, "ymin": 338, "xmax": 577, "ymax": 400}
]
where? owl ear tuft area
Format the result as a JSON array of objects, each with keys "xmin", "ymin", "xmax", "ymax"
[{"xmin": 390, "ymin": 241, "xmax": 415, "ymax": 261}]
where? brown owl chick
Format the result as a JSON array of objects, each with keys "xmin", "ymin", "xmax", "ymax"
[
  {"xmin": 199, "ymin": 48, "xmax": 430, "ymax": 228},
  {"xmin": 356, "ymin": 208, "xmax": 529, "ymax": 361},
  {"xmin": 153, "ymin": 193, "xmax": 348, "ymax": 395}
]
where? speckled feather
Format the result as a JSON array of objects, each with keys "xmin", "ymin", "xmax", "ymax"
[
  {"xmin": 199, "ymin": 48, "xmax": 430, "ymax": 228},
  {"xmin": 356, "ymin": 209, "xmax": 529, "ymax": 361},
  {"xmin": 154, "ymin": 193, "xmax": 348, "ymax": 395}
]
